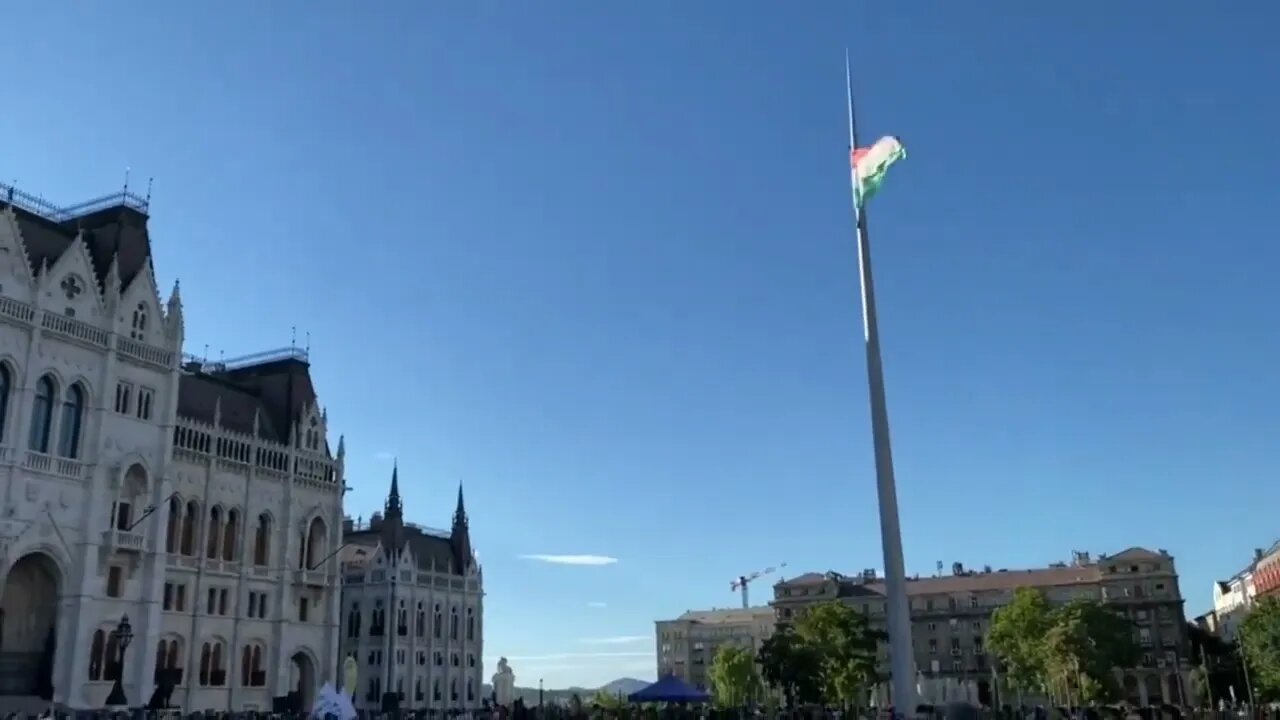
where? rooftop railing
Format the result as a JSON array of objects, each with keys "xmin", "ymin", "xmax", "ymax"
[{"xmin": 0, "ymin": 180, "xmax": 149, "ymax": 222}]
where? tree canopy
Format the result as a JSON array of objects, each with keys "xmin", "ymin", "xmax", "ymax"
[
  {"xmin": 987, "ymin": 588, "xmax": 1139, "ymax": 703},
  {"xmin": 1239, "ymin": 596, "xmax": 1280, "ymax": 701},
  {"xmin": 709, "ymin": 645, "xmax": 761, "ymax": 707},
  {"xmin": 756, "ymin": 601, "xmax": 884, "ymax": 708}
]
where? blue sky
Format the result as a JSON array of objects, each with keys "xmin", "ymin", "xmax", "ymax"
[{"xmin": 4, "ymin": 2, "xmax": 1279, "ymax": 690}]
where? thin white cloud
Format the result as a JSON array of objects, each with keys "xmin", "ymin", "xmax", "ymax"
[
  {"xmin": 484, "ymin": 652, "xmax": 653, "ymax": 663},
  {"xmin": 578, "ymin": 636, "xmax": 649, "ymax": 645},
  {"xmin": 586, "ymin": 601, "xmax": 608, "ymax": 608},
  {"xmin": 520, "ymin": 554, "xmax": 618, "ymax": 566},
  {"xmin": 373, "ymin": 451, "xmax": 396, "ymax": 461}
]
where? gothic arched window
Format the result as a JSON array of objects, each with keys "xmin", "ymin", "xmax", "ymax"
[
  {"xmin": 0, "ymin": 363, "xmax": 11, "ymax": 442},
  {"xmin": 29, "ymin": 375, "xmax": 54, "ymax": 453},
  {"xmin": 56, "ymin": 383, "xmax": 85, "ymax": 458}
]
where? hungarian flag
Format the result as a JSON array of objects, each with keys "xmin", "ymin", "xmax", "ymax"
[{"xmin": 851, "ymin": 135, "xmax": 906, "ymax": 206}]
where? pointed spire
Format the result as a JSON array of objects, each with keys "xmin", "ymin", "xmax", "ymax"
[
  {"xmin": 166, "ymin": 279, "xmax": 184, "ymax": 341},
  {"xmin": 251, "ymin": 408, "xmax": 261, "ymax": 438},
  {"xmin": 385, "ymin": 461, "xmax": 403, "ymax": 518},
  {"xmin": 453, "ymin": 483, "xmax": 468, "ymax": 528},
  {"xmin": 451, "ymin": 481, "xmax": 472, "ymax": 573},
  {"xmin": 212, "ymin": 396, "xmax": 222, "ymax": 428},
  {"xmin": 336, "ymin": 434, "xmax": 345, "ymax": 460}
]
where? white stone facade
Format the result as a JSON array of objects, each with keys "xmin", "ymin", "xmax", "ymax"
[
  {"xmin": 337, "ymin": 473, "xmax": 484, "ymax": 713},
  {"xmin": 0, "ymin": 188, "xmax": 344, "ymax": 711}
]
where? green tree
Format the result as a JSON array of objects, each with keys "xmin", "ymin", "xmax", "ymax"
[
  {"xmin": 568, "ymin": 692, "xmax": 585, "ymax": 717},
  {"xmin": 1239, "ymin": 596, "xmax": 1280, "ymax": 700},
  {"xmin": 757, "ymin": 626, "xmax": 823, "ymax": 706},
  {"xmin": 988, "ymin": 587, "xmax": 1054, "ymax": 694},
  {"xmin": 709, "ymin": 645, "xmax": 761, "ymax": 707},
  {"xmin": 792, "ymin": 601, "xmax": 885, "ymax": 708},
  {"xmin": 989, "ymin": 591, "xmax": 1138, "ymax": 703},
  {"xmin": 1049, "ymin": 600, "xmax": 1139, "ymax": 703}
]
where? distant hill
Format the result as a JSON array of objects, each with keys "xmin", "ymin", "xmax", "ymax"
[
  {"xmin": 482, "ymin": 678, "xmax": 651, "ymax": 706},
  {"xmin": 598, "ymin": 678, "xmax": 649, "ymax": 696}
]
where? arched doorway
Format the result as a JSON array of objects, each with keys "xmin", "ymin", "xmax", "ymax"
[
  {"xmin": 289, "ymin": 650, "xmax": 316, "ymax": 711},
  {"xmin": 0, "ymin": 553, "xmax": 61, "ymax": 698}
]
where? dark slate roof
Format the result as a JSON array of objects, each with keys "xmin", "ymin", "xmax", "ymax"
[
  {"xmin": 1, "ymin": 201, "xmax": 154, "ymax": 291},
  {"xmin": 345, "ymin": 525, "xmax": 462, "ymax": 575},
  {"xmin": 176, "ymin": 356, "xmax": 319, "ymax": 446}
]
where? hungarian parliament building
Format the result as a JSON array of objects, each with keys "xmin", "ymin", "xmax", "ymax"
[{"xmin": 0, "ymin": 181, "xmax": 483, "ymax": 712}]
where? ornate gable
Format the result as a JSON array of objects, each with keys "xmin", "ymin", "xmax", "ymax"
[
  {"xmin": 43, "ymin": 232, "xmax": 105, "ymax": 321},
  {"xmin": 0, "ymin": 206, "xmax": 35, "ymax": 302},
  {"xmin": 119, "ymin": 255, "xmax": 162, "ymax": 343}
]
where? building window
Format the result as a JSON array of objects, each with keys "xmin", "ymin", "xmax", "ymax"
[
  {"xmin": 222, "ymin": 509, "xmax": 239, "ymax": 562},
  {"xmin": 165, "ymin": 497, "xmax": 182, "ymax": 553},
  {"xmin": 137, "ymin": 387, "xmax": 154, "ymax": 420},
  {"xmin": 198, "ymin": 640, "xmax": 227, "ymax": 687},
  {"xmin": 253, "ymin": 513, "xmax": 271, "ymax": 566},
  {"xmin": 467, "ymin": 678, "xmax": 475, "ymax": 702},
  {"xmin": 0, "ymin": 363, "xmax": 10, "ymax": 442},
  {"xmin": 299, "ymin": 596, "xmax": 310, "ymax": 622},
  {"xmin": 155, "ymin": 637, "xmax": 184, "ymax": 685},
  {"xmin": 433, "ymin": 678, "xmax": 441, "ymax": 701},
  {"xmin": 450, "ymin": 606, "xmax": 459, "ymax": 639},
  {"xmin": 131, "ymin": 303, "xmax": 147, "ymax": 340},
  {"xmin": 416, "ymin": 602, "xmax": 425, "ymax": 637},
  {"xmin": 348, "ymin": 603, "xmax": 361, "ymax": 638},
  {"xmin": 467, "ymin": 608, "xmax": 475, "ymax": 640},
  {"xmin": 57, "ymin": 383, "xmax": 85, "ymax": 458},
  {"xmin": 106, "ymin": 566, "xmax": 124, "ymax": 598},
  {"xmin": 433, "ymin": 604, "xmax": 442, "ymax": 638},
  {"xmin": 241, "ymin": 643, "xmax": 266, "ymax": 687},
  {"xmin": 88, "ymin": 629, "xmax": 106, "ymax": 681},
  {"xmin": 206, "ymin": 506, "xmax": 223, "ymax": 559},
  {"xmin": 114, "ymin": 383, "xmax": 132, "ymax": 414},
  {"xmin": 181, "ymin": 501, "xmax": 200, "ymax": 556},
  {"xmin": 29, "ymin": 375, "xmax": 54, "ymax": 453}
]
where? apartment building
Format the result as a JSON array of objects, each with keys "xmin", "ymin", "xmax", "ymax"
[
  {"xmin": 771, "ymin": 547, "xmax": 1189, "ymax": 707},
  {"xmin": 655, "ymin": 607, "xmax": 775, "ymax": 691}
]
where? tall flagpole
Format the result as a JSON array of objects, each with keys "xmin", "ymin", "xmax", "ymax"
[{"xmin": 846, "ymin": 51, "xmax": 916, "ymax": 715}]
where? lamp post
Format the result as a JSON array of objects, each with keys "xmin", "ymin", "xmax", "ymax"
[
  {"xmin": 104, "ymin": 614, "xmax": 133, "ymax": 708},
  {"xmin": 538, "ymin": 678, "xmax": 544, "ymax": 715}
]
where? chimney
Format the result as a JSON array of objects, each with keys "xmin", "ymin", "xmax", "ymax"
[
  {"xmin": 342, "ymin": 517, "xmax": 354, "ymax": 533},
  {"xmin": 952, "ymin": 562, "xmax": 964, "ymax": 576},
  {"xmin": 1256, "ymin": 548, "xmax": 1264, "ymax": 561}
]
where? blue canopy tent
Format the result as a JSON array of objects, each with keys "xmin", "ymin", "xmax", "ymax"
[{"xmin": 627, "ymin": 675, "xmax": 711, "ymax": 704}]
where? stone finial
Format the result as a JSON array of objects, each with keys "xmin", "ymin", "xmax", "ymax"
[{"xmin": 213, "ymin": 396, "xmax": 222, "ymax": 427}]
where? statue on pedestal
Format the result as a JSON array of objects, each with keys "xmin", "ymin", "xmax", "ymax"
[{"xmin": 493, "ymin": 657, "xmax": 516, "ymax": 708}]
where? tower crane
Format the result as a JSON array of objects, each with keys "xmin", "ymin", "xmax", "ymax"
[{"xmin": 729, "ymin": 562, "xmax": 787, "ymax": 609}]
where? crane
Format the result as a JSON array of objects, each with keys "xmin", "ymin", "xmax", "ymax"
[{"xmin": 730, "ymin": 562, "xmax": 787, "ymax": 608}]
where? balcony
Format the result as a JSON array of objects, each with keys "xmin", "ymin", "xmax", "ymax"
[
  {"xmin": 293, "ymin": 569, "xmax": 328, "ymax": 587},
  {"xmin": 24, "ymin": 451, "xmax": 89, "ymax": 480},
  {"xmin": 102, "ymin": 528, "xmax": 145, "ymax": 553}
]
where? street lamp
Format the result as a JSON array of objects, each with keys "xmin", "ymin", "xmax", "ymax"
[
  {"xmin": 538, "ymin": 678, "xmax": 544, "ymax": 713},
  {"xmin": 104, "ymin": 614, "xmax": 134, "ymax": 708}
]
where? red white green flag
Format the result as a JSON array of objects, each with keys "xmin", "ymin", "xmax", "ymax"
[{"xmin": 850, "ymin": 135, "xmax": 906, "ymax": 207}]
